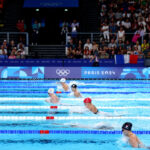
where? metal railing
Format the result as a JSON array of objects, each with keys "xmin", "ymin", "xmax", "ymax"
[
  {"xmin": 66, "ymin": 32, "xmax": 150, "ymax": 45},
  {"xmin": 0, "ymin": 32, "xmax": 29, "ymax": 45}
]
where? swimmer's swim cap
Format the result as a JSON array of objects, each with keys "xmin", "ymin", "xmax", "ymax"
[
  {"xmin": 71, "ymin": 84, "xmax": 77, "ymax": 88},
  {"xmin": 60, "ymin": 78, "xmax": 66, "ymax": 83},
  {"xmin": 48, "ymin": 88, "xmax": 54, "ymax": 94},
  {"xmin": 84, "ymin": 98, "xmax": 92, "ymax": 103},
  {"xmin": 122, "ymin": 122, "xmax": 132, "ymax": 131}
]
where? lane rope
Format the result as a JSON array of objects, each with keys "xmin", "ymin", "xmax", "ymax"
[
  {"xmin": 0, "ymin": 130, "xmax": 149, "ymax": 134},
  {"xmin": 0, "ymin": 116, "xmax": 150, "ymax": 120},
  {"xmin": 1, "ymin": 98, "xmax": 150, "ymax": 101},
  {"xmin": 0, "ymin": 106, "xmax": 150, "ymax": 110}
]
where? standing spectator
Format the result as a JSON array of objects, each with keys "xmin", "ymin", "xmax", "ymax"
[
  {"xmin": 117, "ymin": 27, "xmax": 125, "ymax": 42},
  {"xmin": 141, "ymin": 39, "xmax": 149, "ymax": 51},
  {"xmin": 71, "ymin": 20, "xmax": 79, "ymax": 38},
  {"xmin": 84, "ymin": 39, "xmax": 92, "ymax": 51},
  {"xmin": 109, "ymin": 21, "xmax": 117, "ymax": 38},
  {"xmin": 101, "ymin": 21, "xmax": 110, "ymax": 42},
  {"xmin": 32, "ymin": 20, "xmax": 41, "ymax": 45},
  {"xmin": 60, "ymin": 20, "xmax": 69, "ymax": 44},
  {"xmin": 16, "ymin": 20, "xmax": 26, "ymax": 32}
]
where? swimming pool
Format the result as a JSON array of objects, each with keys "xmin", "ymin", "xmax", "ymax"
[{"xmin": 0, "ymin": 80, "xmax": 150, "ymax": 150}]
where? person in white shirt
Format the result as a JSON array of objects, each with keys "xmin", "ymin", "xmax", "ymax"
[
  {"xmin": 84, "ymin": 39, "xmax": 92, "ymax": 50},
  {"xmin": 118, "ymin": 27, "xmax": 125, "ymax": 42},
  {"xmin": 101, "ymin": 22, "xmax": 110, "ymax": 42},
  {"xmin": 0, "ymin": 45, "xmax": 7, "ymax": 55},
  {"xmin": 71, "ymin": 20, "xmax": 79, "ymax": 33}
]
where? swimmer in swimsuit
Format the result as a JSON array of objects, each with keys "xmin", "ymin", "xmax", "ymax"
[
  {"xmin": 83, "ymin": 98, "xmax": 112, "ymax": 116},
  {"xmin": 59, "ymin": 78, "xmax": 69, "ymax": 92},
  {"xmin": 45, "ymin": 88, "xmax": 59, "ymax": 104},
  {"xmin": 122, "ymin": 122, "xmax": 150, "ymax": 149},
  {"xmin": 83, "ymin": 98, "xmax": 99, "ymax": 114},
  {"xmin": 71, "ymin": 84, "xmax": 82, "ymax": 97}
]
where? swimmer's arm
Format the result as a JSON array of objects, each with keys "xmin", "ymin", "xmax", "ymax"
[
  {"xmin": 128, "ymin": 135, "xmax": 139, "ymax": 148},
  {"xmin": 136, "ymin": 136, "xmax": 147, "ymax": 149}
]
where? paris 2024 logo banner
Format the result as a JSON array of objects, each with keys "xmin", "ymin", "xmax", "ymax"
[{"xmin": 0, "ymin": 67, "xmax": 150, "ymax": 79}]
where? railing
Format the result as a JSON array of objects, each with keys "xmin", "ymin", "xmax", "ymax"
[
  {"xmin": 66, "ymin": 32, "xmax": 150, "ymax": 45},
  {"xmin": 0, "ymin": 32, "xmax": 29, "ymax": 46}
]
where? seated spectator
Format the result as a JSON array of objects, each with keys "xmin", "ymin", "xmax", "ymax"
[
  {"xmin": 141, "ymin": 39, "xmax": 149, "ymax": 51},
  {"xmin": 117, "ymin": 27, "xmax": 125, "ymax": 42},
  {"xmin": 108, "ymin": 39, "xmax": 117, "ymax": 50},
  {"xmin": 0, "ymin": 45, "xmax": 7, "ymax": 55},
  {"xmin": 77, "ymin": 40, "xmax": 83, "ymax": 50},
  {"xmin": 84, "ymin": 38, "xmax": 92, "ymax": 51},
  {"xmin": 75, "ymin": 49, "xmax": 82, "ymax": 59},
  {"xmin": 8, "ymin": 51, "xmax": 16, "ymax": 59},
  {"xmin": 16, "ymin": 20, "xmax": 26, "ymax": 32},
  {"xmin": 134, "ymin": 41, "xmax": 141, "ymax": 52},
  {"xmin": 15, "ymin": 49, "xmax": 25, "ymax": 59},
  {"xmin": 2, "ymin": 40, "xmax": 8, "ymax": 49},
  {"xmin": 125, "ymin": 40, "xmax": 132, "ymax": 51},
  {"xmin": 8, "ymin": 40, "xmax": 16, "ymax": 56},
  {"xmin": 83, "ymin": 46, "xmax": 90, "ymax": 59}
]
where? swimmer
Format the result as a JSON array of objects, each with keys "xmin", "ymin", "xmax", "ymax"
[
  {"xmin": 71, "ymin": 84, "xmax": 82, "ymax": 97},
  {"xmin": 122, "ymin": 122, "xmax": 150, "ymax": 149},
  {"xmin": 59, "ymin": 78, "xmax": 69, "ymax": 91},
  {"xmin": 83, "ymin": 98, "xmax": 112, "ymax": 116},
  {"xmin": 84, "ymin": 98, "xmax": 98, "ymax": 114},
  {"xmin": 45, "ymin": 88, "xmax": 59, "ymax": 104}
]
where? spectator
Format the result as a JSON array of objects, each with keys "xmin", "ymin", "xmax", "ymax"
[
  {"xmin": 8, "ymin": 40, "xmax": 16, "ymax": 56},
  {"xmin": 101, "ymin": 20, "xmax": 110, "ymax": 42},
  {"xmin": 117, "ymin": 27, "xmax": 125, "ymax": 42},
  {"xmin": 83, "ymin": 46, "xmax": 90, "ymax": 59},
  {"xmin": 15, "ymin": 49, "xmax": 25, "ymax": 59},
  {"xmin": 134, "ymin": 41, "xmax": 141, "ymax": 52},
  {"xmin": 8, "ymin": 51, "xmax": 16, "ymax": 59},
  {"xmin": 32, "ymin": 20, "xmax": 41, "ymax": 45},
  {"xmin": 16, "ymin": 20, "xmax": 26, "ymax": 32},
  {"xmin": 108, "ymin": 39, "xmax": 117, "ymax": 50},
  {"xmin": 84, "ymin": 39, "xmax": 92, "ymax": 51},
  {"xmin": 71, "ymin": 20, "xmax": 79, "ymax": 38},
  {"xmin": 141, "ymin": 39, "xmax": 149, "ymax": 51},
  {"xmin": 60, "ymin": 20, "xmax": 69, "ymax": 44}
]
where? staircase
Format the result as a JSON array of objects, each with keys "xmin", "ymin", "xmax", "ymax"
[
  {"xmin": 29, "ymin": 45, "xmax": 66, "ymax": 58},
  {"xmin": 80, "ymin": 0, "xmax": 99, "ymax": 32},
  {"xmin": 3, "ymin": 0, "xmax": 24, "ymax": 31}
]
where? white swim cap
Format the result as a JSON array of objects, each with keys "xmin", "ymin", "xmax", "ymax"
[
  {"xmin": 48, "ymin": 88, "xmax": 54, "ymax": 94},
  {"xmin": 60, "ymin": 78, "xmax": 66, "ymax": 83}
]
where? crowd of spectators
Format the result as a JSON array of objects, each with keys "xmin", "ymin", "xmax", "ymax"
[
  {"xmin": 66, "ymin": 0, "xmax": 150, "ymax": 59},
  {"xmin": 0, "ymin": 39, "xmax": 28, "ymax": 59}
]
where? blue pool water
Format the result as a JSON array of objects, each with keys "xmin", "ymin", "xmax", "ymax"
[{"xmin": 0, "ymin": 80, "xmax": 150, "ymax": 150}]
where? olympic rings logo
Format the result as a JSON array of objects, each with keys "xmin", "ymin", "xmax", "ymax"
[{"xmin": 56, "ymin": 69, "xmax": 70, "ymax": 77}]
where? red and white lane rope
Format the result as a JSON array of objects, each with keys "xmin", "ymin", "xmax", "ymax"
[
  {"xmin": 0, "ymin": 116, "xmax": 149, "ymax": 120},
  {"xmin": 1, "ymin": 98, "xmax": 150, "ymax": 101},
  {"xmin": 0, "ymin": 106, "xmax": 150, "ymax": 110}
]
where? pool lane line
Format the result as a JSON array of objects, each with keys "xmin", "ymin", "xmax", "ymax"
[
  {"xmin": 0, "ymin": 91, "xmax": 150, "ymax": 94},
  {"xmin": 1, "ymin": 97, "xmax": 150, "ymax": 101},
  {"xmin": 0, "ymin": 106, "xmax": 150, "ymax": 110},
  {"xmin": 0, "ymin": 116, "xmax": 150, "ymax": 120},
  {"xmin": 0, "ymin": 130, "xmax": 149, "ymax": 134},
  {"xmin": 0, "ymin": 86, "xmax": 150, "ymax": 89}
]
